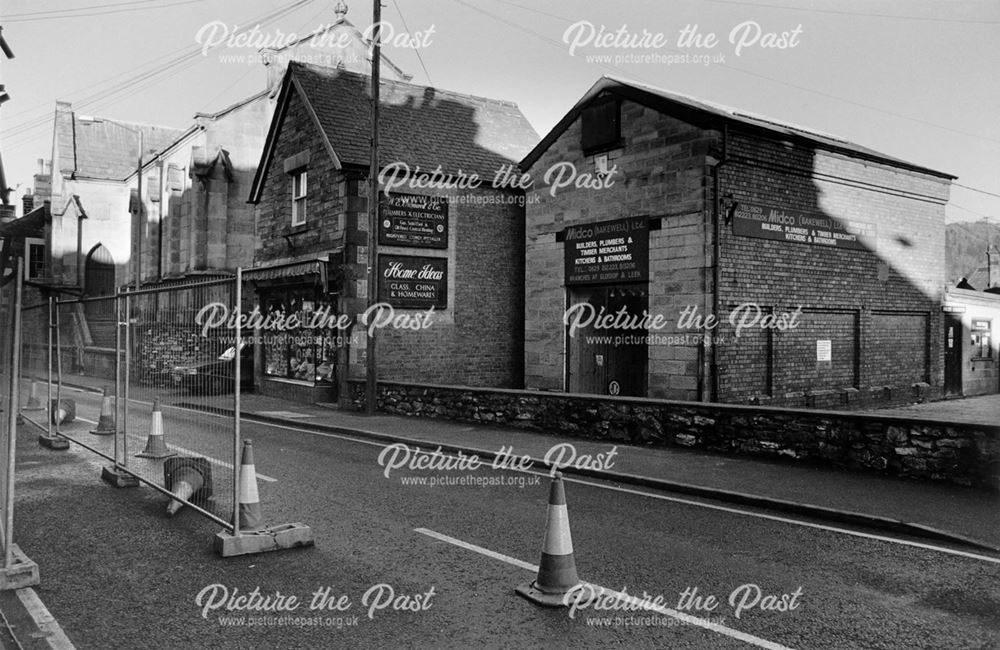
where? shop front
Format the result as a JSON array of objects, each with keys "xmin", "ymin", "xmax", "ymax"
[
  {"xmin": 247, "ymin": 258, "xmax": 344, "ymax": 404},
  {"xmin": 563, "ymin": 216, "xmax": 650, "ymax": 397}
]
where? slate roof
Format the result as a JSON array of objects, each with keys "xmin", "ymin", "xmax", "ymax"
[
  {"xmin": 252, "ymin": 62, "xmax": 538, "ymax": 200},
  {"xmin": 521, "ymin": 76, "xmax": 955, "ymax": 179},
  {"xmin": 57, "ymin": 111, "xmax": 186, "ymax": 181}
]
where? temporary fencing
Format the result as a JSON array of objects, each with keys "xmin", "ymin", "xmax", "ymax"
[
  {"xmin": 16, "ymin": 269, "xmax": 312, "ymax": 555},
  {"xmin": 0, "ymin": 260, "xmax": 40, "ymax": 588}
]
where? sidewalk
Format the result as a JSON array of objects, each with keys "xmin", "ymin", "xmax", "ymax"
[
  {"xmin": 876, "ymin": 392, "xmax": 1000, "ymax": 426},
  {"xmin": 37, "ymin": 373, "xmax": 1000, "ymax": 551}
]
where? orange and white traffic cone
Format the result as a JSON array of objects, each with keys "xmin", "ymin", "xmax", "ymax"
[
  {"xmin": 90, "ymin": 387, "xmax": 116, "ymax": 435},
  {"xmin": 50, "ymin": 398, "xmax": 75, "ymax": 425},
  {"xmin": 164, "ymin": 457, "xmax": 213, "ymax": 517},
  {"xmin": 23, "ymin": 380, "xmax": 43, "ymax": 411},
  {"xmin": 237, "ymin": 440, "xmax": 264, "ymax": 532},
  {"xmin": 136, "ymin": 398, "xmax": 175, "ymax": 459},
  {"xmin": 516, "ymin": 472, "xmax": 588, "ymax": 607}
]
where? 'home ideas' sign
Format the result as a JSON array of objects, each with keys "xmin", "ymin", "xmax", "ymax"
[{"xmin": 378, "ymin": 255, "xmax": 447, "ymax": 309}]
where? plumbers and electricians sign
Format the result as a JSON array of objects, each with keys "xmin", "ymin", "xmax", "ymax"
[
  {"xmin": 732, "ymin": 202, "xmax": 876, "ymax": 251},
  {"xmin": 564, "ymin": 216, "xmax": 649, "ymax": 285},
  {"xmin": 378, "ymin": 193, "xmax": 448, "ymax": 249}
]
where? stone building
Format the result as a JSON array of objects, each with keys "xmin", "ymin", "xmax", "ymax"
[
  {"xmin": 521, "ymin": 76, "xmax": 954, "ymax": 408},
  {"xmin": 248, "ymin": 62, "xmax": 538, "ymax": 403}
]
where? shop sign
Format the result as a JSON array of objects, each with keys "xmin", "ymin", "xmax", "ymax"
[
  {"xmin": 378, "ymin": 254, "xmax": 447, "ymax": 309},
  {"xmin": 564, "ymin": 216, "xmax": 649, "ymax": 285},
  {"xmin": 378, "ymin": 193, "xmax": 448, "ymax": 249},
  {"xmin": 732, "ymin": 202, "xmax": 876, "ymax": 251}
]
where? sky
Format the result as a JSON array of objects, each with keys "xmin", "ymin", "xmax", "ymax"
[{"xmin": 1, "ymin": 0, "xmax": 998, "ymax": 224}]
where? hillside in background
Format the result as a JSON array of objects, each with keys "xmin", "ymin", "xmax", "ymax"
[{"xmin": 946, "ymin": 220, "xmax": 1000, "ymax": 286}]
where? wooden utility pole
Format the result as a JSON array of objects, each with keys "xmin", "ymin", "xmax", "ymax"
[{"xmin": 365, "ymin": 0, "xmax": 382, "ymax": 415}]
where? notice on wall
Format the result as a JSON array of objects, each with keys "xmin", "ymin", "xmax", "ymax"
[
  {"xmin": 816, "ymin": 339, "xmax": 832, "ymax": 362},
  {"xmin": 378, "ymin": 255, "xmax": 447, "ymax": 309},
  {"xmin": 378, "ymin": 193, "xmax": 448, "ymax": 249},
  {"xmin": 564, "ymin": 216, "xmax": 649, "ymax": 285},
  {"xmin": 732, "ymin": 202, "xmax": 876, "ymax": 251}
]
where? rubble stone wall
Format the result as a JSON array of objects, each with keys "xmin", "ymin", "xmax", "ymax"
[{"xmin": 349, "ymin": 380, "xmax": 999, "ymax": 490}]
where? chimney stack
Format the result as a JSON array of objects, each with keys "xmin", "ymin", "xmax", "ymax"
[{"xmin": 22, "ymin": 193, "xmax": 34, "ymax": 215}]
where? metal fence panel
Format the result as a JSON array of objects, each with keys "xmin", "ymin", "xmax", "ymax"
[{"xmin": 33, "ymin": 278, "xmax": 241, "ymax": 530}]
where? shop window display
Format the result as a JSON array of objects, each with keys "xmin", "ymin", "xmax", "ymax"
[{"xmin": 261, "ymin": 287, "xmax": 339, "ymax": 384}]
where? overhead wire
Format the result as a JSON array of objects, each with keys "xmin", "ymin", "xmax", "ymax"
[{"xmin": 2, "ymin": 0, "xmax": 316, "ymax": 149}]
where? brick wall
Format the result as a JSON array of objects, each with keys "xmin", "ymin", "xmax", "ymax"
[
  {"xmin": 717, "ymin": 131, "xmax": 950, "ymax": 405},
  {"xmin": 524, "ymin": 95, "xmax": 950, "ymax": 407}
]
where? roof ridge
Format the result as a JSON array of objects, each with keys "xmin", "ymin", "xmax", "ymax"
[{"xmin": 289, "ymin": 61, "xmax": 522, "ymax": 109}]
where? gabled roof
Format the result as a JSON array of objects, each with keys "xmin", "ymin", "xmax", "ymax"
[
  {"xmin": 520, "ymin": 76, "xmax": 956, "ymax": 179},
  {"xmin": 0, "ymin": 201, "xmax": 48, "ymax": 239},
  {"xmin": 265, "ymin": 15, "xmax": 411, "ymax": 82},
  {"xmin": 55, "ymin": 103, "xmax": 186, "ymax": 181},
  {"xmin": 965, "ymin": 267, "xmax": 996, "ymax": 291},
  {"xmin": 250, "ymin": 63, "xmax": 539, "ymax": 202}
]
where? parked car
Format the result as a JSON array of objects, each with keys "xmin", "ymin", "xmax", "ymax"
[{"xmin": 171, "ymin": 343, "xmax": 253, "ymax": 394}]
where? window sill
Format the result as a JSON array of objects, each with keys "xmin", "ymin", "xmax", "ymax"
[{"xmin": 582, "ymin": 141, "xmax": 625, "ymax": 157}]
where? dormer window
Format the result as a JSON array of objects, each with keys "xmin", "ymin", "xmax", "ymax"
[
  {"xmin": 581, "ymin": 95, "xmax": 621, "ymax": 154},
  {"xmin": 291, "ymin": 168, "xmax": 308, "ymax": 227}
]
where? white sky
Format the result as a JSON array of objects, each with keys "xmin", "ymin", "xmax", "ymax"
[{"xmin": 2, "ymin": 0, "xmax": 998, "ymax": 224}]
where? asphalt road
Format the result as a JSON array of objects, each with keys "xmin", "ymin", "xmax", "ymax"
[{"xmin": 11, "ymin": 387, "xmax": 1000, "ymax": 649}]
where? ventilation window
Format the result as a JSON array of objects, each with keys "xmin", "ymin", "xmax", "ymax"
[{"xmin": 581, "ymin": 96, "xmax": 621, "ymax": 154}]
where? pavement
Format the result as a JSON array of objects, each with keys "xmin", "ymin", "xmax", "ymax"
[
  {"xmin": 877, "ymin": 392, "xmax": 1000, "ymax": 426},
  {"xmin": 28, "ymin": 372, "xmax": 1000, "ymax": 552}
]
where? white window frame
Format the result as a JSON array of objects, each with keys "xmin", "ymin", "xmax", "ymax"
[
  {"xmin": 25, "ymin": 237, "xmax": 45, "ymax": 280},
  {"xmin": 291, "ymin": 169, "xmax": 308, "ymax": 227}
]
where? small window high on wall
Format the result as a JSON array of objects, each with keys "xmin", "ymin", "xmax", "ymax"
[
  {"xmin": 581, "ymin": 96, "xmax": 621, "ymax": 154},
  {"xmin": 291, "ymin": 169, "xmax": 308, "ymax": 227}
]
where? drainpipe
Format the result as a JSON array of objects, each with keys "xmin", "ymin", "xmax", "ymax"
[{"xmin": 711, "ymin": 123, "xmax": 729, "ymax": 403}]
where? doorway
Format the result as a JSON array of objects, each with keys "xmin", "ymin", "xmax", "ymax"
[
  {"xmin": 84, "ymin": 244, "xmax": 116, "ymax": 345},
  {"xmin": 566, "ymin": 284, "xmax": 648, "ymax": 396},
  {"xmin": 944, "ymin": 314, "xmax": 963, "ymax": 396}
]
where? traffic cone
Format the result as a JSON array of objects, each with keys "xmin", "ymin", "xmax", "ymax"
[
  {"xmin": 237, "ymin": 440, "xmax": 264, "ymax": 532},
  {"xmin": 516, "ymin": 472, "xmax": 588, "ymax": 607},
  {"xmin": 23, "ymin": 380, "xmax": 43, "ymax": 411},
  {"xmin": 164, "ymin": 457, "xmax": 213, "ymax": 517},
  {"xmin": 90, "ymin": 387, "xmax": 116, "ymax": 435},
  {"xmin": 136, "ymin": 398, "xmax": 175, "ymax": 459},
  {"xmin": 50, "ymin": 399, "xmax": 75, "ymax": 425}
]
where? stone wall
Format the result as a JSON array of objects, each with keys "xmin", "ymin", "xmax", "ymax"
[{"xmin": 348, "ymin": 380, "xmax": 999, "ymax": 490}]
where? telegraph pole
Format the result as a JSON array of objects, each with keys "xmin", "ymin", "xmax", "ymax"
[{"xmin": 365, "ymin": 0, "xmax": 382, "ymax": 415}]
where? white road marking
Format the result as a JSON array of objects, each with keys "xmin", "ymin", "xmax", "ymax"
[
  {"xmin": 15, "ymin": 587, "xmax": 75, "ymax": 650},
  {"xmin": 237, "ymin": 418, "xmax": 1000, "ymax": 565},
  {"xmin": 416, "ymin": 527, "xmax": 538, "ymax": 571},
  {"xmin": 70, "ymin": 416, "xmax": 277, "ymax": 483},
  {"xmin": 414, "ymin": 527, "xmax": 796, "ymax": 650},
  {"xmin": 66, "ymin": 397, "xmax": 998, "ymax": 564}
]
